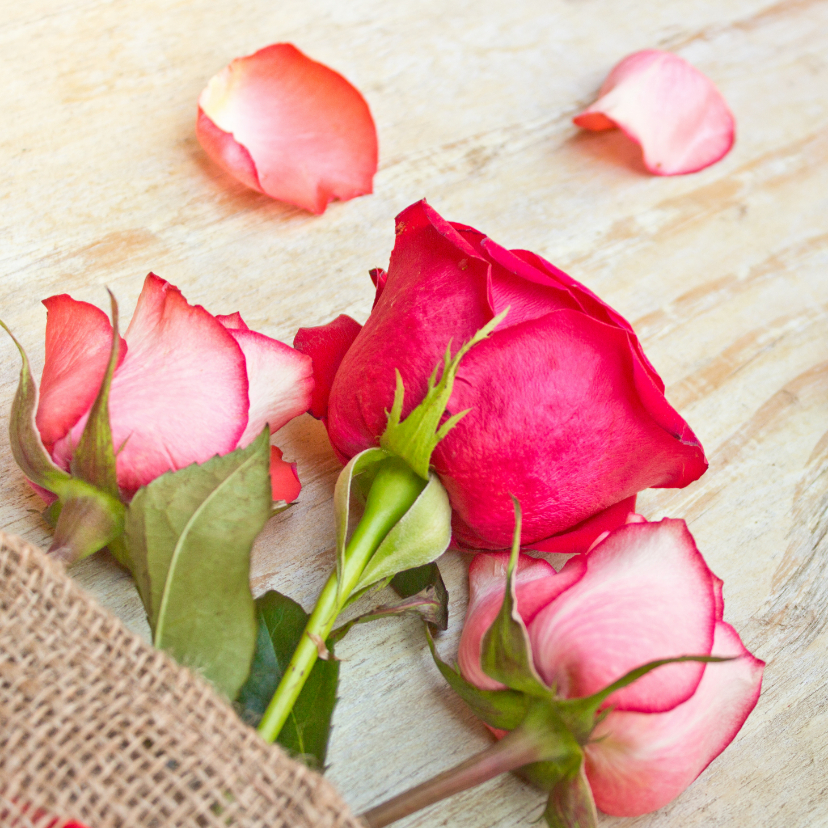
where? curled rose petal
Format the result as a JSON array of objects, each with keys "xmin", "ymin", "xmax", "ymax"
[
  {"xmin": 269, "ymin": 445, "xmax": 301, "ymax": 503},
  {"xmin": 574, "ymin": 50, "xmax": 735, "ymax": 175},
  {"xmin": 197, "ymin": 43, "xmax": 378, "ymax": 214}
]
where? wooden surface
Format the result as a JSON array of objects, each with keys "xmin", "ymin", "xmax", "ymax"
[{"xmin": 1, "ymin": 1, "xmax": 826, "ymax": 825}]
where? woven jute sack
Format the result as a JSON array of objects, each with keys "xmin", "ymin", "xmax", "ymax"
[{"xmin": 0, "ymin": 531, "xmax": 362, "ymax": 828}]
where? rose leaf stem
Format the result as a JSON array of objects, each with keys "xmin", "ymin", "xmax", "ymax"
[
  {"xmin": 360, "ymin": 727, "xmax": 544, "ymax": 828},
  {"xmin": 257, "ymin": 457, "xmax": 426, "ymax": 744}
]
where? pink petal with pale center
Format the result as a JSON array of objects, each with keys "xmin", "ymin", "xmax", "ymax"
[
  {"xmin": 458, "ymin": 552, "xmax": 585, "ymax": 691},
  {"xmin": 36, "ymin": 295, "xmax": 127, "ymax": 452},
  {"xmin": 528, "ymin": 519, "xmax": 717, "ymax": 713},
  {"xmin": 53, "ymin": 275, "xmax": 249, "ymax": 494},
  {"xmin": 585, "ymin": 621, "xmax": 764, "ymax": 816},
  {"xmin": 227, "ymin": 329, "xmax": 313, "ymax": 447},
  {"xmin": 270, "ymin": 445, "xmax": 301, "ymax": 503},
  {"xmin": 197, "ymin": 43, "xmax": 378, "ymax": 214},
  {"xmin": 574, "ymin": 50, "xmax": 735, "ymax": 175}
]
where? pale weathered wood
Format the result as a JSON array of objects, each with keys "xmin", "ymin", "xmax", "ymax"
[{"xmin": 1, "ymin": 0, "xmax": 826, "ymax": 825}]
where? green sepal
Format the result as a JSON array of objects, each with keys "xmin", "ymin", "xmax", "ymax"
[
  {"xmin": 556, "ymin": 654, "xmax": 734, "ymax": 745},
  {"xmin": 480, "ymin": 498, "xmax": 550, "ymax": 697},
  {"xmin": 236, "ymin": 590, "xmax": 339, "ymax": 769},
  {"xmin": 426, "ymin": 626, "xmax": 531, "ymax": 731},
  {"xmin": 354, "ymin": 471, "xmax": 452, "ymax": 592},
  {"xmin": 70, "ymin": 290, "xmax": 121, "ymax": 498},
  {"xmin": 1, "ymin": 320, "xmax": 71, "ymax": 495},
  {"xmin": 124, "ymin": 428, "xmax": 272, "ymax": 700},
  {"xmin": 543, "ymin": 761, "xmax": 598, "ymax": 828},
  {"xmin": 49, "ymin": 478, "xmax": 125, "ymax": 563},
  {"xmin": 379, "ymin": 310, "xmax": 507, "ymax": 479},
  {"xmin": 333, "ymin": 447, "xmax": 389, "ymax": 601}
]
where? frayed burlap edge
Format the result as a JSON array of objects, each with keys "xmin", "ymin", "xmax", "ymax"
[{"xmin": 0, "ymin": 531, "xmax": 363, "ymax": 828}]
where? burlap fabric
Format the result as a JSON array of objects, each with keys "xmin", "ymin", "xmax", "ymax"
[{"xmin": 0, "ymin": 531, "xmax": 362, "ymax": 828}]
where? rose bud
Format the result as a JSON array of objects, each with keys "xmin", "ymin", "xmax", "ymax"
[
  {"xmin": 294, "ymin": 200, "xmax": 707, "ymax": 552},
  {"xmin": 197, "ymin": 43, "xmax": 378, "ymax": 214},
  {"xmin": 457, "ymin": 516, "xmax": 764, "ymax": 817},
  {"xmin": 574, "ymin": 50, "xmax": 735, "ymax": 175},
  {"xmin": 35, "ymin": 274, "xmax": 312, "ymax": 502}
]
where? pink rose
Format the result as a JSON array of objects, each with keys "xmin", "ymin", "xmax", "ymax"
[
  {"xmin": 295, "ymin": 200, "xmax": 707, "ymax": 551},
  {"xmin": 34, "ymin": 274, "xmax": 313, "ymax": 501},
  {"xmin": 457, "ymin": 517, "xmax": 764, "ymax": 816}
]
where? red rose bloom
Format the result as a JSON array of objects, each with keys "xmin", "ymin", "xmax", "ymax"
[{"xmin": 296, "ymin": 200, "xmax": 707, "ymax": 551}]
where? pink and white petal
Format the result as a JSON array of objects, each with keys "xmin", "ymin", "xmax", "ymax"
[
  {"xmin": 215, "ymin": 311, "xmax": 249, "ymax": 331},
  {"xmin": 294, "ymin": 314, "xmax": 362, "ymax": 421},
  {"xmin": 53, "ymin": 274, "xmax": 249, "ymax": 494},
  {"xmin": 458, "ymin": 552, "xmax": 585, "ymax": 691},
  {"xmin": 585, "ymin": 621, "xmax": 764, "ymax": 817},
  {"xmin": 196, "ymin": 108, "xmax": 263, "ymax": 192},
  {"xmin": 574, "ymin": 50, "xmax": 735, "ymax": 175},
  {"xmin": 36, "ymin": 295, "xmax": 127, "ymax": 451},
  {"xmin": 531, "ymin": 496, "xmax": 637, "ymax": 555},
  {"xmin": 528, "ymin": 519, "xmax": 717, "ymax": 713},
  {"xmin": 198, "ymin": 43, "xmax": 378, "ymax": 214},
  {"xmin": 270, "ymin": 445, "xmax": 301, "ymax": 503},
  {"xmin": 228, "ymin": 329, "xmax": 313, "ymax": 446}
]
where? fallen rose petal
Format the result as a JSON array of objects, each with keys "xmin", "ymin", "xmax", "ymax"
[
  {"xmin": 269, "ymin": 444, "xmax": 301, "ymax": 502},
  {"xmin": 574, "ymin": 50, "xmax": 735, "ymax": 175},
  {"xmin": 585, "ymin": 621, "xmax": 764, "ymax": 816},
  {"xmin": 197, "ymin": 43, "xmax": 378, "ymax": 214}
]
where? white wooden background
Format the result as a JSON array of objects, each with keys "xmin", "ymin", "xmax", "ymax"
[{"xmin": 1, "ymin": 1, "xmax": 826, "ymax": 825}]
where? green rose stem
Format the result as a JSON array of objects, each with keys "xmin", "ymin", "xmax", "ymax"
[
  {"xmin": 257, "ymin": 457, "xmax": 426, "ymax": 743},
  {"xmin": 360, "ymin": 724, "xmax": 549, "ymax": 828},
  {"xmin": 257, "ymin": 311, "xmax": 508, "ymax": 746}
]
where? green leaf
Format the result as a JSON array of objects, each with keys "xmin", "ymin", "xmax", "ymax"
[
  {"xmin": 333, "ymin": 447, "xmax": 389, "ymax": 601},
  {"xmin": 0, "ymin": 321, "xmax": 71, "ymax": 495},
  {"xmin": 543, "ymin": 762, "xmax": 598, "ymax": 828},
  {"xmin": 124, "ymin": 429, "xmax": 272, "ymax": 700},
  {"xmin": 380, "ymin": 309, "xmax": 508, "ymax": 479},
  {"xmin": 70, "ymin": 290, "xmax": 121, "ymax": 499},
  {"xmin": 481, "ymin": 498, "xmax": 550, "ymax": 697},
  {"xmin": 236, "ymin": 590, "xmax": 339, "ymax": 769},
  {"xmin": 354, "ymin": 472, "xmax": 452, "ymax": 592},
  {"xmin": 391, "ymin": 561, "xmax": 443, "ymax": 598},
  {"xmin": 426, "ymin": 626, "xmax": 531, "ymax": 731}
]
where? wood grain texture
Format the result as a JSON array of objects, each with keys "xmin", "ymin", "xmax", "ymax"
[{"xmin": 1, "ymin": 0, "xmax": 826, "ymax": 825}]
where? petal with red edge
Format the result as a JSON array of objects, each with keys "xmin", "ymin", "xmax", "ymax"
[
  {"xmin": 36, "ymin": 295, "xmax": 127, "ymax": 451},
  {"xmin": 54, "ymin": 275, "xmax": 249, "ymax": 494},
  {"xmin": 574, "ymin": 50, "xmax": 735, "ymax": 175},
  {"xmin": 270, "ymin": 445, "xmax": 301, "ymax": 503},
  {"xmin": 215, "ymin": 311, "xmax": 249, "ymax": 331},
  {"xmin": 585, "ymin": 621, "xmax": 764, "ymax": 816},
  {"xmin": 531, "ymin": 496, "xmax": 637, "ymax": 555},
  {"xmin": 528, "ymin": 519, "xmax": 717, "ymax": 713},
  {"xmin": 228, "ymin": 329, "xmax": 313, "ymax": 446},
  {"xmin": 457, "ymin": 552, "xmax": 585, "ymax": 691},
  {"xmin": 294, "ymin": 314, "xmax": 362, "ymax": 421},
  {"xmin": 197, "ymin": 43, "xmax": 378, "ymax": 214}
]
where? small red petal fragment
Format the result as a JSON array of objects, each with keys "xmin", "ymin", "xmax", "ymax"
[
  {"xmin": 197, "ymin": 43, "xmax": 378, "ymax": 214},
  {"xmin": 294, "ymin": 314, "xmax": 362, "ymax": 421},
  {"xmin": 270, "ymin": 445, "xmax": 301, "ymax": 502},
  {"xmin": 574, "ymin": 50, "xmax": 735, "ymax": 175}
]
